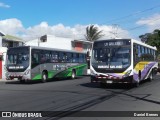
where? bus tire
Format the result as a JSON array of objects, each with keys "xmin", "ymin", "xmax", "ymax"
[
  {"xmin": 19, "ymin": 79, "xmax": 25, "ymax": 83},
  {"xmin": 90, "ymin": 76, "xmax": 94, "ymax": 83},
  {"xmin": 42, "ymin": 71, "xmax": 48, "ymax": 83},
  {"xmin": 148, "ymin": 70, "xmax": 153, "ymax": 81},
  {"xmin": 134, "ymin": 81, "xmax": 139, "ymax": 87},
  {"xmin": 71, "ymin": 70, "xmax": 76, "ymax": 79},
  {"xmin": 134, "ymin": 70, "xmax": 141, "ymax": 87},
  {"xmin": 100, "ymin": 83, "xmax": 106, "ymax": 88}
]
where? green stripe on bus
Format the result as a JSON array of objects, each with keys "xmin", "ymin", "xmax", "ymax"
[
  {"xmin": 55, "ymin": 64, "xmax": 87, "ymax": 77},
  {"xmin": 32, "ymin": 74, "xmax": 42, "ymax": 80},
  {"xmin": 32, "ymin": 64, "xmax": 87, "ymax": 80},
  {"xmin": 32, "ymin": 70, "xmax": 57, "ymax": 80}
]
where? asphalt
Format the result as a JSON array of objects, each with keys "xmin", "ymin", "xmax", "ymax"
[
  {"xmin": 0, "ymin": 75, "xmax": 160, "ymax": 120},
  {"xmin": 0, "ymin": 72, "xmax": 160, "ymax": 82}
]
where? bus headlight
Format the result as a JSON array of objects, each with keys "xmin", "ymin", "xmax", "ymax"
[
  {"xmin": 123, "ymin": 70, "xmax": 132, "ymax": 78},
  {"xmin": 24, "ymin": 70, "xmax": 30, "ymax": 75}
]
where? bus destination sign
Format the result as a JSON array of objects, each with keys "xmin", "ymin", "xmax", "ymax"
[
  {"xmin": 104, "ymin": 41, "xmax": 123, "ymax": 46},
  {"xmin": 94, "ymin": 40, "xmax": 131, "ymax": 47}
]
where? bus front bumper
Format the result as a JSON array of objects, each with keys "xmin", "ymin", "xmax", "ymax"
[
  {"xmin": 6, "ymin": 73, "xmax": 31, "ymax": 81},
  {"xmin": 91, "ymin": 75, "xmax": 133, "ymax": 84}
]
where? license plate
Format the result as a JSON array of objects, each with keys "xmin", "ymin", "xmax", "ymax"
[{"xmin": 106, "ymin": 81, "xmax": 113, "ymax": 84}]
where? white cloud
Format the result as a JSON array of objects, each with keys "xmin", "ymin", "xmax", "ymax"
[
  {"xmin": 136, "ymin": 13, "xmax": 160, "ymax": 31},
  {"xmin": 95, "ymin": 24, "xmax": 130, "ymax": 39},
  {"xmin": 0, "ymin": 18, "xmax": 130, "ymax": 41},
  {"xmin": 24, "ymin": 23, "xmax": 130, "ymax": 40},
  {"xmin": 0, "ymin": 2, "xmax": 10, "ymax": 8},
  {"xmin": 0, "ymin": 18, "xmax": 24, "ymax": 35}
]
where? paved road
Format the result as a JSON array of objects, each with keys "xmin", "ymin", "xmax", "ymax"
[{"xmin": 0, "ymin": 75, "xmax": 160, "ymax": 120}]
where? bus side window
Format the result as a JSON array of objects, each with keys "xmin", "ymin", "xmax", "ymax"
[
  {"xmin": 79, "ymin": 54, "xmax": 83, "ymax": 63},
  {"xmin": 40, "ymin": 51, "xmax": 46, "ymax": 63},
  {"xmin": 59, "ymin": 52, "xmax": 66, "ymax": 62},
  {"xmin": 31, "ymin": 50, "xmax": 39, "ymax": 68},
  {"xmin": 133, "ymin": 44, "xmax": 138, "ymax": 64},
  {"xmin": 66, "ymin": 52, "xmax": 72, "ymax": 63},
  {"xmin": 72, "ymin": 53, "xmax": 79, "ymax": 63},
  {"xmin": 84, "ymin": 54, "xmax": 86, "ymax": 63},
  {"xmin": 51, "ymin": 51, "xmax": 58, "ymax": 63}
]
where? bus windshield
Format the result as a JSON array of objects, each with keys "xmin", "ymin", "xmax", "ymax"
[
  {"xmin": 6, "ymin": 47, "xmax": 29, "ymax": 71},
  {"xmin": 91, "ymin": 40, "xmax": 131, "ymax": 72}
]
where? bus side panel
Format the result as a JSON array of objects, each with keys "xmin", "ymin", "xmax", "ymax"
[
  {"xmin": 31, "ymin": 63, "xmax": 87, "ymax": 80},
  {"xmin": 133, "ymin": 61, "xmax": 157, "ymax": 81},
  {"xmin": 54, "ymin": 64, "xmax": 87, "ymax": 78},
  {"xmin": 31, "ymin": 63, "xmax": 57, "ymax": 80},
  {"xmin": 31, "ymin": 65, "xmax": 41, "ymax": 80}
]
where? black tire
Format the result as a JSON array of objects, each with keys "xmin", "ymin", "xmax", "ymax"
[
  {"xmin": 18, "ymin": 78, "xmax": 25, "ymax": 83},
  {"xmin": 42, "ymin": 71, "xmax": 48, "ymax": 83},
  {"xmin": 71, "ymin": 70, "xmax": 76, "ymax": 79},
  {"xmin": 90, "ymin": 77, "xmax": 94, "ymax": 83},
  {"xmin": 134, "ymin": 71, "xmax": 141, "ymax": 87},
  {"xmin": 134, "ymin": 81, "xmax": 139, "ymax": 87},
  {"xmin": 148, "ymin": 70, "xmax": 153, "ymax": 81},
  {"xmin": 100, "ymin": 83, "xmax": 106, "ymax": 88},
  {"xmin": 19, "ymin": 79, "xmax": 25, "ymax": 83}
]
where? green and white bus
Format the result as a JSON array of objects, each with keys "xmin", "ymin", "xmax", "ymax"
[
  {"xmin": 90, "ymin": 38, "xmax": 158, "ymax": 86},
  {"xmin": 5, "ymin": 46, "xmax": 87, "ymax": 82}
]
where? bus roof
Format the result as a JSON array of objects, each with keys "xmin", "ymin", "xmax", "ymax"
[
  {"xmin": 94, "ymin": 38, "xmax": 157, "ymax": 50},
  {"xmin": 132, "ymin": 39, "xmax": 157, "ymax": 50},
  {"xmin": 8, "ymin": 46, "xmax": 86, "ymax": 54}
]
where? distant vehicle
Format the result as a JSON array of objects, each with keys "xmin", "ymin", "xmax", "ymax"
[
  {"xmin": 5, "ymin": 46, "xmax": 87, "ymax": 83},
  {"xmin": 90, "ymin": 38, "xmax": 158, "ymax": 87}
]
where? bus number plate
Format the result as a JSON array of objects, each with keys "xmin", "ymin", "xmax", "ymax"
[{"xmin": 106, "ymin": 81, "xmax": 113, "ymax": 84}]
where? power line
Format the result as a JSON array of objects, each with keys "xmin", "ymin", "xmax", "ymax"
[{"xmin": 104, "ymin": 4, "xmax": 160, "ymax": 24}]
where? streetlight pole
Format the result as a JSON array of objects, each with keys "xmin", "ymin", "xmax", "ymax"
[{"xmin": 38, "ymin": 37, "xmax": 40, "ymax": 47}]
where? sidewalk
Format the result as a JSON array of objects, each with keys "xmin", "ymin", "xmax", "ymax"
[{"xmin": 0, "ymin": 78, "xmax": 18, "ymax": 82}]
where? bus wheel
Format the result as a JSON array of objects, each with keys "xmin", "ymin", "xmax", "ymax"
[
  {"xmin": 19, "ymin": 79, "xmax": 25, "ymax": 83},
  {"xmin": 135, "ymin": 81, "xmax": 139, "ymax": 87},
  {"xmin": 135, "ymin": 71, "xmax": 141, "ymax": 87},
  {"xmin": 42, "ymin": 71, "xmax": 48, "ymax": 83},
  {"xmin": 71, "ymin": 70, "xmax": 76, "ymax": 79},
  {"xmin": 134, "ymin": 78, "xmax": 140, "ymax": 87},
  {"xmin": 100, "ymin": 83, "xmax": 106, "ymax": 88},
  {"xmin": 90, "ymin": 77, "xmax": 94, "ymax": 83},
  {"xmin": 148, "ymin": 70, "xmax": 153, "ymax": 81}
]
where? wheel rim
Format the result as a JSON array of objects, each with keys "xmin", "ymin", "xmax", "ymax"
[
  {"xmin": 150, "ymin": 72, "xmax": 153, "ymax": 80},
  {"xmin": 136, "ymin": 78, "xmax": 140, "ymax": 87},
  {"xmin": 43, "ymin": 74, "xmax": 46, "ymax": 80},
  {"xmin": 72, "ymin": 71, "xmax": 75, "ymax": 79},
  {"xmin": 42, "ymin": 73, "xmax": 47, "ymax": 82}
]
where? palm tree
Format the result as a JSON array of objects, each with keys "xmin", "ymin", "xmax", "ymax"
[{"xmin": 85, "ymin": 25, "xmax": 104, "ymax": 41}]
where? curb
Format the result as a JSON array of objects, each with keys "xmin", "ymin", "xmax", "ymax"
[{"xmin": 0, "ymin": 79, "xmax": 18, "ymax": 82}]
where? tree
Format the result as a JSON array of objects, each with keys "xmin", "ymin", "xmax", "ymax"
[
  {"xmin": 85, "ymin": 25, "xmax": 104, "ymax": 41},
  {"xmin": 139, "ymin": 29, "xmax": 160, "ymax": 54}
]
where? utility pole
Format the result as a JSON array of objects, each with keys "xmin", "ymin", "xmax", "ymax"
[
  {"xmin": 110, "ymin": 24, "xmax": 119, "ymax": 38},
  {"xmin": 38, "ymin": 37, "xmax": 40, "ymax": 47}
]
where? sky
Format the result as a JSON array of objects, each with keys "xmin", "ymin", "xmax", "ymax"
[{"xmin": 0, "ymin": 0, "xmax": 160, "ymax": 40}]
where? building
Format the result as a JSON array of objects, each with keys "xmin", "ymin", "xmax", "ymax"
[
  {"xmin": 0, "ymin": 32, "xmax": 23, "ymax": 79},
  {"xmin": 25, "ymin": 35, "xmax": 92, "ymax": 52}
]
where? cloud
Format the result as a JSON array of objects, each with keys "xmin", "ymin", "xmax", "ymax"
[
  {"xmin": 24, "ymin": 23, "xmax": 130, "ymax": 40},
  {"xmin": 0, "ymin": 2, "xmax": 10, "ymax": 8},
  {"xmin": 136, "ymin": 14, "xmax": 160, "ymax": 31},
  {"xmin": 0, "ymin": 18, "xmax": 130, "ymax": 40},
  {"xmin": 0, "ymin": 18, "xmax": 24, "ymax": 35},
  {"xmin": 96, "ymin": 24, "xmax": 130, "ymax": 39}
]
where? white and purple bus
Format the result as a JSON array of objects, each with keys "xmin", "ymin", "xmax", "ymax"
[{"xmin": 90, "ymin": 38, "xmax": 158, "ymax": 87}]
